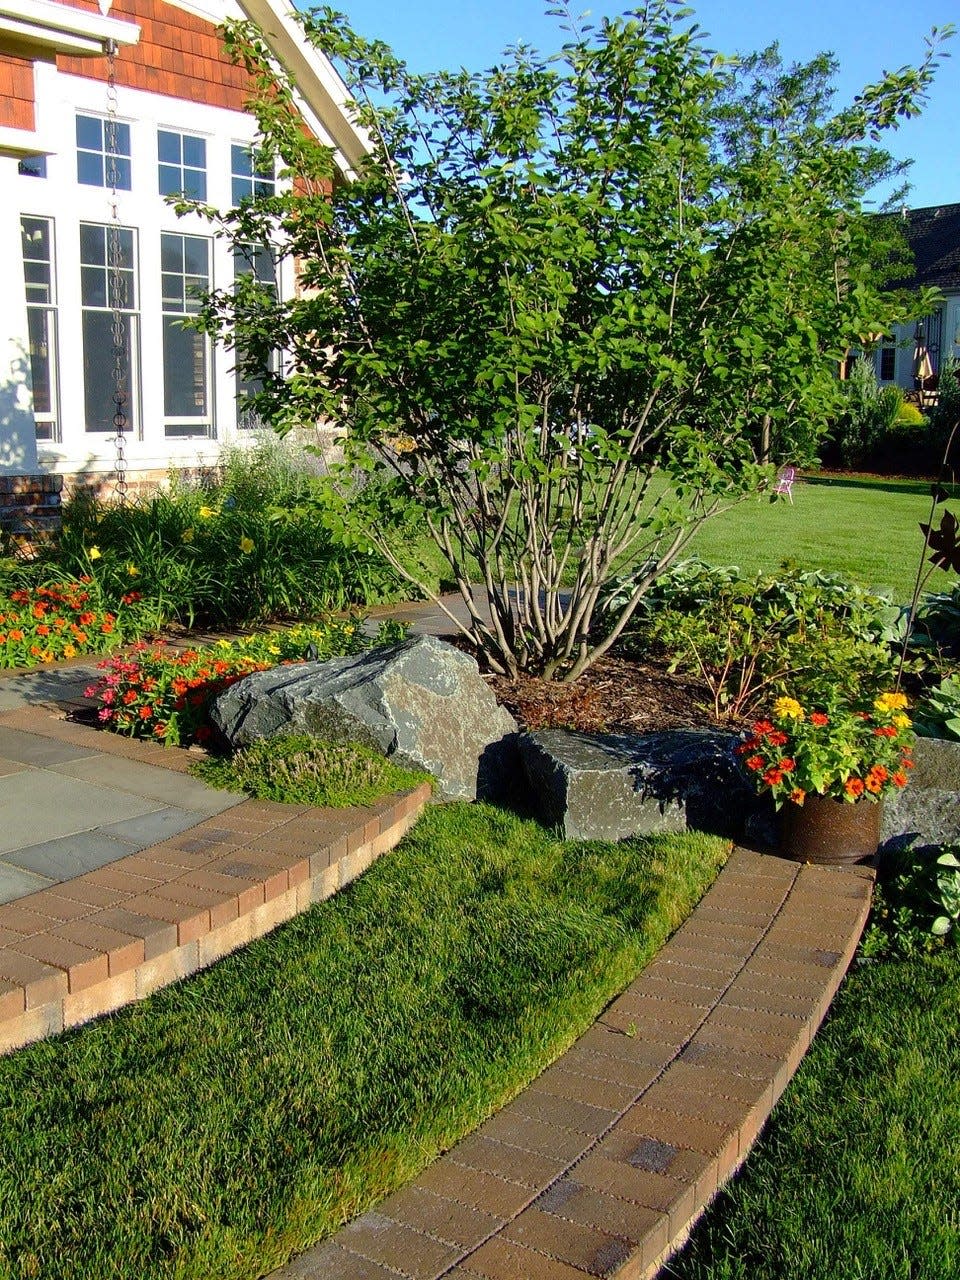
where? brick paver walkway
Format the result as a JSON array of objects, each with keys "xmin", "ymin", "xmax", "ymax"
[
  {"xmin": 270, "ymin": 849, "xmax": 873, "ymax": 1280},
  {"xmin": 0, "ymin": 703, "xmax": 429, "ymax": 1055}
]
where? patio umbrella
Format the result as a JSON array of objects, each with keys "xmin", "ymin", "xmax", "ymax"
[{"xmin": 914, "ymin": 343, "xmax": 934, "ymax": 388}]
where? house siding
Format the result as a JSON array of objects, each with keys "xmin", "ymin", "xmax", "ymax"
[
  {"xmin": 57, "ymin": 0, "xmax": 251, "ymax": 113},
  {"xmin": 0, "ymin": 55, "xmax": 36, "ymax": 132}
]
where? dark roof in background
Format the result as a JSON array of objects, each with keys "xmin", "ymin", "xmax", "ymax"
[{"xmin": 899, "ymin": 203, "xmax": 960, "ymax": 292}]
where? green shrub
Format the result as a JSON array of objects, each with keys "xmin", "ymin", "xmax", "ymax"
[
  {"xmin": 193, "ymin": 733, "xmax": 431, "ymax": 808},
  {"xmin": 600, "ymin": 560, "xmax": 900, "ymax": 720},
  {"xmin": 861, "ymin": 842, "xmax": 960, "ymax": 960},
  {"xmin": 829, "ymin": 357, "xmax": 904, "ymax": 468},
  {"xmin": 896, "ymin": 401, "xmax": 927, "ymax": 427},
  {"xmin": 48, "ymin": 438, "xmax": 407, "ymax": 629}
]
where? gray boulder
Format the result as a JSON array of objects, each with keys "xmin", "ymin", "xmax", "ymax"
[
  {"xmin": 881, "ymin": 736, "xmax": 960, "ymax": 852},
  {"xmin": 209, "ymin": 635, "xmax": 518, "ymax": 802},
  {"xmin": 519, "ymin": 727, "xmax": 758, "ymax": 842}
]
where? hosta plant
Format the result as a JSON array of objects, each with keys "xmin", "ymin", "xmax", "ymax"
[{"xmin": 737, "ymin": 692, "xmax": 915, "ymax": 808}]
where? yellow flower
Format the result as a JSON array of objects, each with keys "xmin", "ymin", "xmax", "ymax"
[
  {"xmin": 127, "ymin": 564, "xmax": 140, "ymax": 577},
  {"xmin": 875, "ymin": 692, "xmax": 909, "ymax": 713},
  {"xmin": 268, "ymin": 645, "xmax": 280, "ymax": 655},
  {"xmin": 63, "ymin": 643, "xmax": 76, "ymax": 659},
  {"xmin": 199, "ymin": 505, "xmax": 215, "ymax": 519},
  {"xmin": 181, "ymin": 527, "xmax": 195, "ymax": 544},
  {"xmin": 88, "ymin": 546, "xmax": 102, "ymax": 560},
  {"xmin": 893, "ymin": 713, "xmax": 912, "ymax": 729},
  {"xmin": 773, "ymin": 696, "xmax": 804, "ymax": 720},
  {"xmin": 238, "ymin": 536, "xmax": 255, "ymax": 554}
]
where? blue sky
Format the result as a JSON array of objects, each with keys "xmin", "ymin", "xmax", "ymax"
[{"xmin": 331, "ymin": 0, "xmax": 957, "ymax": 210}]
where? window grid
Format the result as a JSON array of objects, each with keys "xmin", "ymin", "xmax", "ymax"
[
  {"xmin": 231, "ymin": 143, "xmax": 275, "ymax": 205},
  {"xmin": 233, "ymin": 242, "xmax": 279, "ymax": 422},
  {"xmin": 20, "ymin": 216, "xmax": 59, "ymax": 441},
  {"xmin": 76, "ymin": 114, "xmax": 131, "ymax": 190},
  {"xmin": 158, "ymin": 129, "xmax": 207, "ymax": 200},
  {"xmin": 161, "ymin": 232, "xmax": 213, "ymax": 436},
  {"xmin": 79, "ymin": 222, "xmax": 139, "ymax": 434}
]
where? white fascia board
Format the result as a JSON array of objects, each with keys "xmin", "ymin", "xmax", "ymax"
[
  {"xmin": 0, "ymin": 0, "xmax": 139, "ymax": 57},
  {"xmin": 238, "ymin": 0, "xmax": 371, "ymax": 175},
  {"xmin": 0, "ymin": 124, "xmax": 55, "ymax": 157}
]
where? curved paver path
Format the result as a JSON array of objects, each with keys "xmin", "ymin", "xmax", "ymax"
[
  {"xmin": 0, "ymin": 645, "xmax": 875, "ymax": 1280},
  {"xmin": 271, "ymin": 848, "xmax": 873, "ymax": 1280},
  {"xmin": 0, "ymin": 701, "xmax": 429, "ymax": 1055}
]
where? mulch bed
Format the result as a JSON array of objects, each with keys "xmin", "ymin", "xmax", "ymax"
[{"xmin": 486, "ymin": 654, "xmax": 716, "ymax": 736}]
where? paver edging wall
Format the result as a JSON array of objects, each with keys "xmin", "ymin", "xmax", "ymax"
[{"xmin": 0, "ymin": 776, "xmax": 432, "ymax": 1057}]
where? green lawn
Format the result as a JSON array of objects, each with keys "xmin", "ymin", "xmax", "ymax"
[
  {"xmin": 0, "ymin": 805, "xmax": 727, "ymax": 1280},
  {"xmin": 663, "ymin": 945, "xmax": 960, "ymax": 1280},
  {"xmin": 687, "ymin": 474, "xmax": 946, "ymax": 600}
]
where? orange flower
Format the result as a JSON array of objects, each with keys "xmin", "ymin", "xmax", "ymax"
[
  {"xmin": 763, "ymin": 767, "xmax": 784, "ymax": 785},
  {"xmin": 36, "ymin": 624, "xmax": 50, "ymax": 636},
  {"xmin": 810, "ymin": 712, "xmax": 829, "ymax": 726},
  {"xmin": 766, "ymin": 730, "xmax": 789, "ymax": 747},
  {"xmin": 873, "ymin": 725, "xmax": 897, "ymax": 738},
  {"xmin": 789, "ymin": 788, "xmax": 806, "ymax": 805},
  {"xmin": 8, "ymin": 629, "xmax": 24, "ymax": 642},
  {"xmin": 138, "ymin": 705, "xmax": 152, "ymax": 720},
  {"xmin": 746, "ymin": 754, "xmax": 765, "ymax": 771},
  {"xmin": 779, "ymin": 758, "xmax": 796, "ymax": 773},
  {"xmin": 122, "ymin": 690, "xmax": 137, "ymax": 705},
  {"xmin": 844, "ymin": 777, "xmax": 865, "ymax": 798},
  {"xmin": 893, "ymin": 771, "xmax": 908, "ymax": 787}
]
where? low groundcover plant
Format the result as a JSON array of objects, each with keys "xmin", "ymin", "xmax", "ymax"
[
  {"xmin": 84, "ymin": 619, "xmax": 404, "ymax": 747},
  {"xmin": 737, "ymin": 692, "xmax": 915, "ymax": 807}
]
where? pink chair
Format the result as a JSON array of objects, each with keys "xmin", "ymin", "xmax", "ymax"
[{"xmin": 773, "ymin": 465, "xmax": 796, "ymax": 502}]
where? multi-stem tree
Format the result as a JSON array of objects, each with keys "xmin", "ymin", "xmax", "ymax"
[{"xmin": 196, "ymin": 3, "xmax": 949, "ymax": 679}]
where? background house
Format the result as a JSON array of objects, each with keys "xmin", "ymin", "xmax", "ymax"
[
  {"xmin": 874, "ymin": 203, "xmax": 960, "ymax": 397},
  {"xmin": 0, "ymin": 0, "xmax": 366, "ymax": 526}
]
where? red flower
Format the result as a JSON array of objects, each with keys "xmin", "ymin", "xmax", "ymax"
[
  {"xmin": 779, "ymin": 758, "xmax": 796, "ymax": 772},
  {"xmin": 873, "ymin": 725, "xmax": 897, "ymax": 738},
  {"xmin": 766, "ymin": 730, "xmax": 789, "ymax": 747},
  {"xmin": 753, "ymin": 720, "xmax": 774, "ymax": 735},
  {"xmin": 745, "ymin": 755, "xmax": 765, "ymax": 772},
  {"xmin": 138, "ymin": 705, "xmax": 152, "ymax": 720},
  {"xmin": 122, "ymin": 690, "xmax": 137, "ymax": 705},
  {"xmin": 763, "ymin": 767, "xmax": 784, "ymax": 785},
  {"xmin": 810, "ymin": 712, "xmax": 829, "ymax": 726}
]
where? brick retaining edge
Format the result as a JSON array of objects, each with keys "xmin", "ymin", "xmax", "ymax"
[
  {"xmin": 273, "ymin": 848, "xmax": 873, "ymax": 1280},
  {"xmin": 0, "ymin": 708, "xmax": 431, "ymax": 1057}
]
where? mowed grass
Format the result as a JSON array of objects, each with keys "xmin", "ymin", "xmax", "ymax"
[
  {"xmin": 0, "ymin": 805, "xmax": 728, "ymax": 1280},
  {"xmin": 664, "ymin": 945, "xmax": 960, "ymax": 1280},
  {"xmin": 687, "ymin": 475, "xmax": 945, "ymax": 600}
]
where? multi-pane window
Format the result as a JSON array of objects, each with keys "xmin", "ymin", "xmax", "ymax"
[
  {"xmin": 233, "ymin": 242, "xmax": 278, "ymax": 421},
  {"xmin": 161, "ymin": 232, "xmax": 212, "ymax": 436},
  {"xmin": 18, "ymin": 155, "xmax": 47, "ymax": 179},
  {"xmin": 230, "ymin": 144, "xmax": 274, "ymax": 204},
  {"xmin": 80, "ymin": 222, "xmax": 139, "ymax": 433},
  {"xmin": 20, "ymin": 217, "xmax": 59, "ymax": 442},
  {"xmin": 76, "ymin": 113, "xmax": 131, "ymax": 189},
  {"xmin": 158, "ymin": 130, "xmax": 206, "ymax": 200}
]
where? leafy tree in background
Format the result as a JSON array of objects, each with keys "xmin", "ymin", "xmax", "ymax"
[{"xmin": 196, "ymin": 2, "xmax": 949, "ymax": 679}]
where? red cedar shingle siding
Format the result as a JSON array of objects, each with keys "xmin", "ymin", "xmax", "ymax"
[
  {"xmin": 57, "ymin": 0, "xmax": 252, "ymax": 113},
  {"xmin": 0, "ymin": 55, "xmax": 36, "ymax": 131}
]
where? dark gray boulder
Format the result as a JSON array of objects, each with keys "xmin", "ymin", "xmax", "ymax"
[
  {"xmin": 881, "ymin": 736, "xmax": 960, "ymax": 852},
  {"xmin": 518, "ymin": 727, "xmax": 758, "ymax": 842},
  {"xmin": 210, "ymin": 635, "xmax": 518, "ymax": 802}
]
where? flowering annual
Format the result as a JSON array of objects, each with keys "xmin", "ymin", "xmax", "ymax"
[
  {"xmin": 737, "ymin": 691, "xmax": 914, "ymax": 807},
  {"xmin": 84, "ymin": 618, "xmax": 405, "ymax": 746},
  {"xmin": 0, "ymin": 582, "xmax": 146, "ymax": 670}
]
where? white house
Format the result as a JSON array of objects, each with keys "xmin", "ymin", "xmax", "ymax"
[
  {"xmin": 874, "ymin": 203, "xmax": 960, "ymax": 396},
  {"xmin": 0, "ymin": 0, "xmax": 367, "ymax": 526}
]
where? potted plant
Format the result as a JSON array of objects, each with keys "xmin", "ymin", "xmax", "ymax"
[{"xmin": 737, "ymin": 692, "xmax": 914, "ymax": 864}]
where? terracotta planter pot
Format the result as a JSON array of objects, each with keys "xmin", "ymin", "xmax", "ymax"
[{"xmin": 780, "ymin": 792, "xmax": 882, "ymax": 865}]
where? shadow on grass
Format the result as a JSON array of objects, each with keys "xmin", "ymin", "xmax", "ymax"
[{"xmin": 806, "ymin": 472, "xmax": 960, "ymax": 500}]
